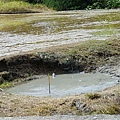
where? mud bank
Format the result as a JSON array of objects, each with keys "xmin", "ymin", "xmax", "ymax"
[
  {"xmin": 0, "ymin": 52, "xmax": 91, "ymax": 85},
  {"xmin": 0, "ymin": 38, "xmax": 120, "ymax": 88}
]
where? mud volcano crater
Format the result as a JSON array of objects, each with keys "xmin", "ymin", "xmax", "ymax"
[{"xmin": 0, "ymin": 37, "xmax": 120, "ymax": 89}]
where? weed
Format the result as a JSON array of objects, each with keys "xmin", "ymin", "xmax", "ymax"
[
  {"xmin": 38, "ymin": 105, "xmax": 56, "ymax": 115},
  {"xmin": 97, "ymin": 105, "xmax": 120, "ymax": 114},
  {"xmin": 0, "ymin": 81, "xmax": 14, "ymax": 89},
  {"xmin": 86, "ymin": 93, "xmax": 101, "ymax": 100},
  {"xmin": 0, "ymin": 0, "xmax": 49, "ymax": 14}
]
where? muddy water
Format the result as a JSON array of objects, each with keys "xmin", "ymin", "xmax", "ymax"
[
  {"xmin": 0, "ymin": 9, "xmax": 120, "ymax": 57},
  {"xmin": 6, "ymin": 72, "xmax": 118, "ymax": 97}
]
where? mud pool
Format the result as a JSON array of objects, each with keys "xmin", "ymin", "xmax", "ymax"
[{"xmin": 5, "ymin": 72, "xmax": 118, "ymax": 97}]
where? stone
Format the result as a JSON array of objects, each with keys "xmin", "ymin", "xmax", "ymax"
[{"xmin": 0, "ymin": 88, "xmax": 3, "ymax": 92}]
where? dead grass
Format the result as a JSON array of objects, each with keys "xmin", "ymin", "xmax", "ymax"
[
  {"xmin": 85, "ymin": 93, "xmax": 101, "ymax": 100},
  {"xmin": 0, "ymin": 84, "xmax": 120, "ymax": 117}
]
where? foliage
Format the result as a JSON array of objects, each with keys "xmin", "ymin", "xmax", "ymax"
[
  {"xmin": 87, "ymin": 0, "xmax": 120, "ymax": 9},
  {"xmin": 106, "ymin": 0, "xmax": 120, "ymax": 9},
  {"xmin": 42, "ymin": 0, "xmax": 120, "ymax": 10},
  {"xmin": 0, "ymin": 81, "xmax": 14, "ymax": 89},
  {"xmin": 42, "ymin": 0, "xmax": 87, "ymax": 10},
  {"xmin": 0, "ymin": 0, "xmax": 119, "ymax": 11}
]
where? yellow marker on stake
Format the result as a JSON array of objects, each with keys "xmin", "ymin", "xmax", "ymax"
[{"xmin": 48, "ymin": 73, "xmax": 51, "ymax": 93}]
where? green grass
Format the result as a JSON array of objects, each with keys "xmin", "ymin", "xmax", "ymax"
[
  {"xmin": 65, "ymin": 39, "xmax": 120, "ymax": 58},
  {"xmin": 0, "ymin": 0, "xmax": 49, "ymax": 13},
  {"xmin": 93, "ymin": 29, "xmax": 119, "ymax": 37},
  {"xmin": 0, "ymin": 81, "xmax": 14, "ymax": 89}
]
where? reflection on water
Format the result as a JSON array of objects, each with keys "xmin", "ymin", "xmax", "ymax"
[{"xmin": 6, "ymin": 72, "xmax": 118, "ymax": 97}]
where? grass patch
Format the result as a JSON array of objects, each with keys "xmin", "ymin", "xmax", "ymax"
[
  {"xmin": 0, "ymin": 19, "xmax": 28, "ymax": 34},
  {"xmin": 65, "ymin": 38, "xmax": 120, "ymax": 59},
  {"xmin": 86, "ymin": 93, "xmax": 101, "ymax": 100},
  {"xmin": 0, "ymin": 19, "xmax": 27, "ymax": 30},
  {"xmin": 0, "ymin": 81, "xmax": 14, "ymax": 89},
  {"xmin": 80, "ymin": 12, "xmax": 120, "ymax": 32},
  {"xmin": 97, "ymin": 105, "xmax": 120, "ymax": 114},
  {"xmin": 0, "ymin": 10, "xmax": 119, "ymax": 36},
  {"xmin": 38, "ymin": 105, "xmax": 57, "ymax": 116},
  {"xmin": 50, "ymin": 37, "xmax": 120, "ymax": 72},
  {"xmin": 93, "ymin": 29, "xmax": 119, "ymax": 37},
  {"xmin": 89, "ymin": 13, "xmax": 120, "ymax": 23},
  {"xmin": 0, "ymin": 0, "xmax": 49, "ymax": 14},
  {"xmin": 0, "ymin": 0, "xmax": 31, "ymax": 13}
]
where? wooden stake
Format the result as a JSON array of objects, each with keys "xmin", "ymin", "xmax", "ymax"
[{"xmin": 48, "ymin": 73, "xmax": 51, "ymax": 93}]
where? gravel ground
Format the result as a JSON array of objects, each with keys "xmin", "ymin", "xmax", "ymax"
[{"xmin": 0, "ymin": 115, "xmax": 120, "ymax": 120}]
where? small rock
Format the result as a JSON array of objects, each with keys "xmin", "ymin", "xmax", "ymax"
[
  {"xmin": 52, "ymin": 73, "xmax": 56, "ymax": 78},
  {"xmin": 0, "ymin": 88, "xmax": 3, "ymax": 92},
  {"xmin": 117, "ymin": 80, "xmax": 120, "ymax": 83}
]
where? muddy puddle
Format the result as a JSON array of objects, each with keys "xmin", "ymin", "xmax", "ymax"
[
  {"xmin": 0, "ymin": 9, "xmax": 120, "ymax": 57},
  {"xmin": 5, "ymin": 72, "xmax": 119, "ymax": 97}
]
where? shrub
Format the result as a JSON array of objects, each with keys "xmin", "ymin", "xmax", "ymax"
[
  {"xmin": 43, "ymin": 0, "xmax": 120, "ymax": 10},
  {"xmin": 87, "ymin": 0, "xmax": 120, "ymax": 9},
  {"xmin": 43, "ymin": 0, "xmax": 87, "ymax": 11},
  {"xmin": 106, "ymin": 0, "xmax": 120, "ymax": 9}
]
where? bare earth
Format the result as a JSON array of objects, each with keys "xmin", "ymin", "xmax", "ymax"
[{"xmin": 0, "ymin": 114, "xmax": 120, "ymax": 120}]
